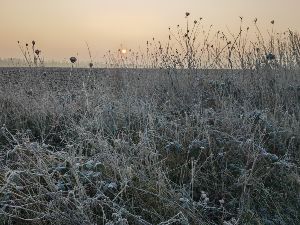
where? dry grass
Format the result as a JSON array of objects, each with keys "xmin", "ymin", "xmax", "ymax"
[{"xmin": 0, "ymin": 15, "xmax": 300, "ymax": 225}]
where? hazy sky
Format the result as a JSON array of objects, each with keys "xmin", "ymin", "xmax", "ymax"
[{"xmin": 0, "ymin": 0, "xmax": 299, "ymax": 61}]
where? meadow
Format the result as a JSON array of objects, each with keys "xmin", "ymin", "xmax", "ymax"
[{"xmin": 0, "ymin": 15, "xmax": 300, "ymax": 225}]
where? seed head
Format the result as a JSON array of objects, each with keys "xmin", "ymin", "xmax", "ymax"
[
  {"xmin": 35, "ymin": 50, "xmax": 41, "ymax": 55},
  {"xmin": 70, "ymin": 57, "xmax": 77, "ymax": 64},
  {"xmin": 266, "ymin": 53, "xmax": 275, "ymax": 61},
  {"xmin": 271, "ymin": 20, "xmax": 275, "ymax": 25},
  {"xmin": 219, "ymin": 199, "xmax": 225, "ymax": 205},
  {"xmin": 254, "ymin": 18, "xmax": 258, "ymax": 23},
  {"xmin": 185, "ymin": 12, "xmax": 190, "ymax": 17},
  {"xmin": 32, "ymin": 40, "xmax": 36, "ymax": 46},
  {"xmin": 89, "ymin": 62, "xmax": 93, "ymax": 68}
]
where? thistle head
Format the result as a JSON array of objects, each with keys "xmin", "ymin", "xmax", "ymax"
[{"xmin": 70, "ymin": 57, "xmax": 77, "ymax": 64}]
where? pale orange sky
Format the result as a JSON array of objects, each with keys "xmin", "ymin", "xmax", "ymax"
[{"xmin": 0, "ymin": 0, "xmax": 299, "ymax": 61}]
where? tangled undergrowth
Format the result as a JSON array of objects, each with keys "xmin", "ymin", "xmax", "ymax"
[{"xmin": 0, "ymin": 66, "xmax": 299, "ymax": 225}]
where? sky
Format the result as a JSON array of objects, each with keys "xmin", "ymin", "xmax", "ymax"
[{"xmin": 0, "ymin": 0, "xmax": 299, "ymax": 62}]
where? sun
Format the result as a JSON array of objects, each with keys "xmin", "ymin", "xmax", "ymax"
[{"xmin": 121, "ymin": 49, "xmax": 127, "ymax": 54}]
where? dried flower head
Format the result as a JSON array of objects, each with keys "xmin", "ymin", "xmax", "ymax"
[
  {"xmin": 35, "ymin": 49, "xmax": 41, "ymax": 55},
  {"xmin": 254, "ymin": 18, "xmax": 258, "ymax": 23},
  {"xmin": 32, "ymin": 40, "xmax": 35, "ymax": 46},
  {"xmin": 266, "ymin": 53, "xmax": 275, "ymax": 61},
  {"xmin": 219, "ymin": 199, "xmax": 225, "ymax": 205},
  {"xmin": 185, "ymin": 12, "xmax": 190, "ymax": 17},
  {"xmin": 271, "ymin": 20, "xmax": 275, "ymax": 25},
  {"xmin": 70, "ymin": 56, "xmax": 77, "ymax": 64},
  {"xmin": 89, "ymin": 62, "xmax": 93, "ymax": 68}
]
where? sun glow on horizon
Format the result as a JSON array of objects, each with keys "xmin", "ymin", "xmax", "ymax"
[
  {"xmin": 121, "ymin": 49, "xmax": 127, "ymax": 54},
  {"xmin": 0, "ymin": 0, "xmax": 299, "ymax": 61}
]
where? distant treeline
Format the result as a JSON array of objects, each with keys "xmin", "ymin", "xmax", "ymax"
[{"xmin": 0, "ymin": 58, "xmax": 104, "ymax": 68}]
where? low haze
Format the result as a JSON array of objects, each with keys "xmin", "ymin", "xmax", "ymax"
[{"xmin": 0, "ymin": 0, "xmax": 299, "ymax": 61}]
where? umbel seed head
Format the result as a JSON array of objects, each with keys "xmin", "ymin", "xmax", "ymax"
[{"xmin": 70, "ymin": 57, "xmax": 77, "ymax": 64}]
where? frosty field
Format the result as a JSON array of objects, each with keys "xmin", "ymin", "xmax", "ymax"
[{"xmin": 0, "ymin": 66, "xmax": 299, "ymax": 225}]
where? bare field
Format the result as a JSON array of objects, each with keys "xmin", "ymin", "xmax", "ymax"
[{"xmin": 0, "ymin": 67, "xmax": 299, "ymax": 225}]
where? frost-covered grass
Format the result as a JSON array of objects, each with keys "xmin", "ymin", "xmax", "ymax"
[
  {"xmin": 0, "ymin": 66, "xmax": 299, "ymax": 225},
  {"xmin": 0, "ymin": 13, "xmax": 300, "ymax": 225}
]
